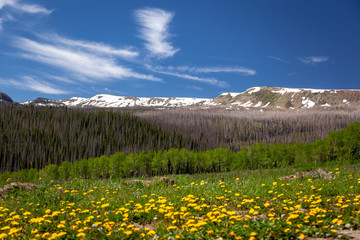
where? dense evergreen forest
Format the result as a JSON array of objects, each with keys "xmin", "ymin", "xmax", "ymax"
[
  {"xmin": 1, "ymin": 104, "xmax": 360, "ymax": 174},
  {"xmin": 0, "ymin": 105, "xmax": 198, "ymax": 172},
  {"xmin": 2, "ymin": 121, "xmax": 359, "ymax": 182},
  {"xmin": 137, "ymin": 108, "xmax": 360, "ymax": 151}
]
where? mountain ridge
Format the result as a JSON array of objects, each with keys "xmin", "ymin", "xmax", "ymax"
[{"xmin": 12, "ymin": 86, "xmax": 360, "ymax": 110}]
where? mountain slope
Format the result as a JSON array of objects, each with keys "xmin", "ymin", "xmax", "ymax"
[{"xmin": 215, "ymin": 87, "xmax": 360, "ymax": 109}]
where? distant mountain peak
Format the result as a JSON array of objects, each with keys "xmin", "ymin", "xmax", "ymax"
[
  {"xmin": 0, "ymin": 92, "xmax": 13, "ymax": 103},
  {"xmin": 23, "ymin": 97, "xmax": 64, "ymax": 107}
]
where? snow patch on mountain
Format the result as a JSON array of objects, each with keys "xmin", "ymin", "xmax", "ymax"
[
  {"xmin": 242, "ymin": 100, "xmax": 253, "ymax": 107},
  {"xmin": 247, "ymin": 87, "xmax": 261, "ymax": 94},
  {"xmin": 301, "ymin": 97, "xmax": 315, "ymax": 108},
  {"xmin": 306, "ymin": 89, "xmax": 325, "ymax": 93},
  {"xmin": 262, "ymin": 102, "xmax": 271, "ymax": 108},
  {"xmin": 254, "ymin": 101, "xmax": 262, "ymax": 107},
  {"xmin": 220, "ymin": 92, "xmax": 241, "ymax": 97},
  {"xmin": 272, "ymin": 88, "xmax": 301, "ymax": 95}
]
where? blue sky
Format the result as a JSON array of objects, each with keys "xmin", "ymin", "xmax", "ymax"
[{"xmin": 0, "ymin": 0, "xmax": 359, "ymax": 102}]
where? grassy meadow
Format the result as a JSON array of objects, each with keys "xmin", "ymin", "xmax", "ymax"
[{"xmin": 1, "ymin": 162, "xmax": 360, "ymax": 239}]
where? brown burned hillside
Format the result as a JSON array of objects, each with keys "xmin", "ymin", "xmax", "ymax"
[{"xmin": 136, "ymin": 108, "xmax": 360, "ymax": 151}]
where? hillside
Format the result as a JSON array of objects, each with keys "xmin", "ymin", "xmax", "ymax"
[
  {"xmin": 215, "ymin": 86, "xmax": 360, "ymax": 110},
  {"xmin": 1, "ymin": 102, "xmax": 360, "ymax": 173},
  {"xmin": 137, "ymin": 108, "xmax": 360, "ymax": 151}
]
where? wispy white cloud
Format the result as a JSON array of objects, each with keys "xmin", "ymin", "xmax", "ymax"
[
  {"xmin": 149, "ymin": 67, "xmax": 229, "ymax": 88},
  {"xmin": 299, "ymin": 56, "xmax": 329, "ymax": 64},
  {"xmin": 12, "ymin": 2, "xmax": 52, "ymax": 15},
  {"xmin": 0, "ymin": 0, "xmax": 16, "ymax": 10},
  {"xmin": 45, "ymin": 75, "xmax": 76, "ymax": 84},
  {"xmin": 12, "ymin": 37, "xmax": 161, "ymax": 82},
  {"xmin": 22, "ymin": 76, "xmax": 68, "ymax": 94},
  {"xmin": 0, "ymin": 76, "xmax": 69, "ymax": 94},
  {"xmin": 145, "ymin": 64, "xmax": 256, "ymax": 87},
  {"xmin": 173, "ymin": 66, "xmax": 256, "ymax": 75},
  {"xmin": 135, "ymin": 7, "xmax": 179, "ymax": 58},
  {"xmin": 0, "ymin": 0, "xmax": 52, "ymax": 31},
  {"xmin": 0, "ymin": 0, "xmax": 52, "ymax": 14},
  {"xmin": 267, "ymin": 56, "xmax": 288, "ymax": 63},
  {"xmin": 104, "ymin": 88, "xmax": 126, "ymax": 95},
  {"xmin": 89, "ymin": 87, "xmax": 127, "ymax": 95},
  {"xmin": 42, "ymin": 34, "xmax": 139, "ymax": 59},
  {"xmin": 186, "ymin": 85, "xmax": 203, "ymax": 91}
]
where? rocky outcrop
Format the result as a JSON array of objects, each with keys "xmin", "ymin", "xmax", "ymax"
[
  {"xmin": 0, "ymin": 182, "xmax": 40, "ymax": 196},
  {"xmin": 279, "ymin": 168, "xmax": 336, "ymax": 181}
]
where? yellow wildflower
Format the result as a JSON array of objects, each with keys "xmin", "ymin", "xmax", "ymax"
[{"xmin": 77, "ymin": 232, "xmax": 86, "ymax": 237}]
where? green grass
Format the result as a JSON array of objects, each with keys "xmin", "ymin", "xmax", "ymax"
[{"xmin": 1, "ymin": 163, "xmax": 360, "ymax": 239}]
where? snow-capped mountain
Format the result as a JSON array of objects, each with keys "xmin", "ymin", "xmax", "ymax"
[
  {"xmin": 61, "ymin": 94, "xmax": 212, "ymax": 108},
  {"xmin": 19, "ymin": 86, "xmax": 360, "ymax": 110},
  {"xmin": 24, "ymin": 94, "xmax": 213, "ymax": 108}
]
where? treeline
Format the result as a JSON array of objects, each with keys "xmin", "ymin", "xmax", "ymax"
[
  {"xmin": 137, "ymin": 108, "xmax": 360, "ymax": 151},
  {"xmin": 2, "ymin": 122, "xmax": 359, "ymax": 183},
  {"xmin": 0, "ymin": 105, "xmax": 199, "ymax": 173}
]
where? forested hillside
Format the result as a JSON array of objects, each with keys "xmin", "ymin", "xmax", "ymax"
[
  {"xmin": 137, "ymin": 108, "xmax": 360, "ymax": 151},
  {"xmin": 1, "ymin": 104, "xmax": 360, "ymax": 173},
  {"xmin": 0, "ymin": 106, "xmax": 198, "ymax": 172}
]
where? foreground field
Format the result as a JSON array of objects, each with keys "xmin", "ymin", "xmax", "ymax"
[{"xmin": 1, "ymin": 164, "xmax": 360, "ymax": 239}]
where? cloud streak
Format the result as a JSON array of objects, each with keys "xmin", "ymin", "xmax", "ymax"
[
  {"xmin": 186, "ymin": 85, "xmax": 203, "ymax": 91},
  {"xmin": 299, "ymin": 56, "xmax": 329, "ymax": 64},
  {"xmin": 42, "ymin": 34, "xmax": 139, "ymax": 59},
  {"xmin": 12, "ymin": 37, "xmax": 161, "ymax": 82},
  {"xmin": 267, "ymin": 56, "xmax": 288, "ymax": 63},
  {"xmin": 0, "ymin": 0, "xmax": 52, "ymax": 14},
  {"xmin": 22, "ymin": 76, "xmax": 69, "ymax": 94},
  {"xmin": 135, "ymin": 7, "xmax": 179, "ymax": 58},
  {"xmin": 150, "ymin": 68, "xmax": 229, "ymax": 88},
  {"xmin": 173, "ymin": 66, "xmax": 256, "ymax": 75},
  {"xmin": 0, "ymin": 76, "xmax": 69, "ymax": 94},
  {"xmin": 0, "ymin": 0, "xmax": 52, "ymax": 32}
]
